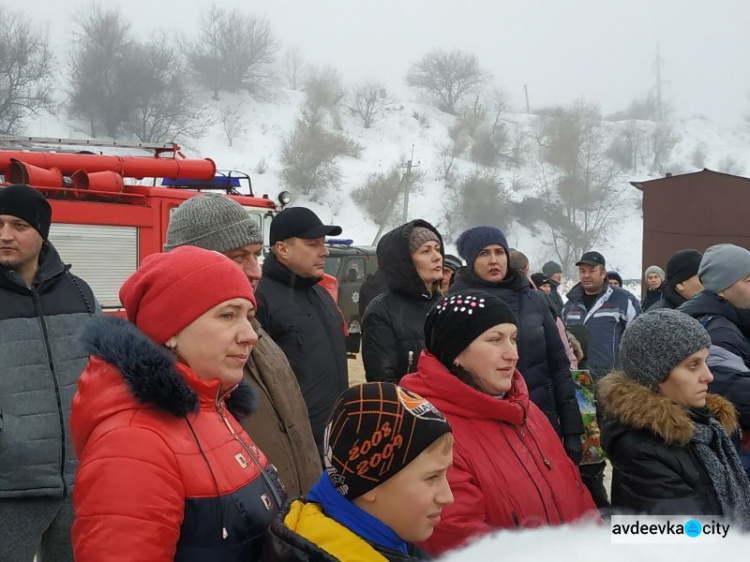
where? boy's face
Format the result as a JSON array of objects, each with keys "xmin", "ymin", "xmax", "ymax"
[{"xmin": 355, "ymin": 438, "xmax": 454, "ymax": 543}]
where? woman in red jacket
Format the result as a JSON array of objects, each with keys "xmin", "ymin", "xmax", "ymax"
[
  {"xmin": 400, "ymin": 290, "xmax": 596, "ymax": 556},
  {"xmin": 70, "ymin": 247, "xmax": 286, "ymax": 561}
]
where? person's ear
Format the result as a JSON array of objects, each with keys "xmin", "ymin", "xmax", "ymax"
[{"xmin": 273, "ymin": 241, "xmax": 288, "ymax": 259}]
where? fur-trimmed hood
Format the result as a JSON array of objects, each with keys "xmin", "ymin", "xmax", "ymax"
[
  {"xmin": 72, "ymin": 315, "xmax": 256, "ymax": 456},
  {"xmin": 598, "ymin": 371, "xmax": 738, "ymax": 447}
]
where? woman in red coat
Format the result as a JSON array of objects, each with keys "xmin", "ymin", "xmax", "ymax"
[
  {"xmin": 70, "ymin": 247, "xmax": 286, "ymax": 561},
  {"xmin": 400, "ymin": 290, "xmax": 596, "ymax": 556}
]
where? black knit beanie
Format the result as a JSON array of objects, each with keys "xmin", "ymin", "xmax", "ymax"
[
  {"xmin": 666, "ymin": 249, "xmax": 702, "ymax": 287},
  {"xmin": 0, "ymin": 184, "xmax": 52, "ymax": 240},
  {"xmin": 323, "ymin": 382, "xmax": 452, "ymax": 499},
  {"xmin": 425, "ymin": 289, "xmax": 517, "ymax": 369}
]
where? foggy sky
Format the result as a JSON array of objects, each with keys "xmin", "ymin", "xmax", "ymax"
[{"xmin": 19, "ymin": 0, "xmax": 750, "ymax": 128}]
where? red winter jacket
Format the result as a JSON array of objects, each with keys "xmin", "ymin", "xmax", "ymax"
[
  {"xmin": 70, "ymin": 316, "xmax": 286, "ymax": 562},
  {"xmin": 400, "ymin": 352, "xmax": 597, "ymax": 556}
]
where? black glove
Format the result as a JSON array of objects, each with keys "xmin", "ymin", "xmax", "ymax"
[{"xmin": 563, "ymin": 434, "xmax": 583, "ymax": 465}]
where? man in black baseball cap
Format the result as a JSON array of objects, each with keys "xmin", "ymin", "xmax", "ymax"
[
  {"xmin": 256, "ymin": 207, "xmax": 348, "ymax": 451},
  {"xmin": 269, "ymin": 207, "xmax": 342, "ymax": 246},
  {"xmin": 575, "ymin": 251, "xmax": 606, "ymax": 268}
]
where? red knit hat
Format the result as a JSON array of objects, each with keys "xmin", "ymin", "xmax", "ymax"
[{"xmin": 120, "ymin": 246, "xmax": 256, "ymax": 344}]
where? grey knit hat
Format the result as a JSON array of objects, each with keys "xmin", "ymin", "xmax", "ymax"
[
  {"xmin": 620, "ymin": 309, "xmax": 711, "ymax": 387},
  {"xmin": 163, "ymin": 194, "xmax": 263, "ymax": 253},
  {"xmin": 542, "ymin": 260, "xmax": 562, "ymax": 278},
  {"xmin": 699, "ymin": 243, "xmax": 750, "ymax": 293},
  {"xmin": 644, "ymin": 265, "xmax": 665, "ymax": 281},
  {"xmin": 408, "ymin": 226, "xmax": 440, "ymax": 255}
]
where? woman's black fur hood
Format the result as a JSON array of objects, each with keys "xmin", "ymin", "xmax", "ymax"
[{"xmin": 79, "ymin": 315, "xmax": 256, "ymax": 421}]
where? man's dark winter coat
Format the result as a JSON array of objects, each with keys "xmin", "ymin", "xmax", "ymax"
[
  {"xmin": 361, "ymin": 220, "xmax": 442, "ymax": 384},
  {"xmin": 646, "ymin": 283, "xmax": 685, "ymax": 311},
  {"xmin": 255, "ymin": 253, "xmax": 348, "ymax": 450}
]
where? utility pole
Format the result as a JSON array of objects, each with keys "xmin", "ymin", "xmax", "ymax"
[
  {"xmin": 524, "ymin": 84, "xmax": 531, "ymax": 114},
  {"xmin": 401, "ymin": 145, "xmax": 420, "ymax": 223}
]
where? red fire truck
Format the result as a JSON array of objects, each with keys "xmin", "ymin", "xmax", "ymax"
[{"xmin": 0, "ymin": 136, "xmax": 300, "ymax": 310}]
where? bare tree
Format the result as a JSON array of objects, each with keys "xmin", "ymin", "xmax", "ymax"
[
  {"xmin": 442, "ymin": 169, "xmax": 511, "ymax": 241},
  {"xmin": 304, "ymin": 67, "xmax": 345, "ymax": 109},
  {"xmin": 280, "ymin": 107, "xmax": 360, "ymax": 200},
  {"xmin": 185, "ymin": 5, "xmax": 223, "ymax": 100},
  {"xmin": 406, "ymin": 49, "xmax": 487, "ymax": 114},
  {"xmin": 218, "ymin": 103, "xmax": 247, "ymax": 147},
  {"xmin": 187, "ymin": 6, "xmax": 278, "ymax": 98},
  {"xmin": 284, "ymin": 46, "xmax": 306, "ymax": 90},
  {"xmin": 120, "ymin": 38, "xmax": 206, "ymax": 143},
  {"xmin": 351, "ymin": 166, "xmax": 405, "ymax": 228},
  {"xmin": 304, "ymin": 66, "xmax": 345, "ymax": 128},
  {"xmin": 533, "ymin": 99, "xmax": 629, "ymax": 272},
  {"xmin": 0, "ymin": 7, "xmax": 54, "ymax": 134},
  {"xmin": 347, "ymin": 80, "xmax": 391, "ymax": 129},
  {"xmin": 220, "ymin": 11, "xmax": 278, "ymax": 94},
  {"xmin": 68, "ymin": 5, "xmax": 135, "ymax": 137}
]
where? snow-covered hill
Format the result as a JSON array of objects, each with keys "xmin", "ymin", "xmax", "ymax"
[{"xmin": 24, "ymin": 89, "xmax": 750, "ymax": 283}]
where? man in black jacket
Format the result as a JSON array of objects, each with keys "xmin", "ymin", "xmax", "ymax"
[
  {"xmin": 0, "ymin": 185, "xmax": 97, "ymax": 561},
  {"xmin": 255, "ymin": 207, "xmax": 348, "ymax": 452},
  {"xmin": 679, "ymin": 244, "xmax": 750, "ymax": 474}
]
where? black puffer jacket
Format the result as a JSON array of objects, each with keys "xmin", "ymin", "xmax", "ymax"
[
  {"xmin": 599, "ymin": 371, "xmax": 736, "ymax": 517},
  {"xmin": 255, "ymin": 253, "xmax": 348, "ymax": 450},
  {"xmin": 449, "ymin": 267, "xmax": 583, "ymax": 436},
  {"xmin": 361, "ymin": 221, "xmax": 442, "ymax": 384},
  {"xmin": 646, "ymin": 283, "xmax": 685, "ymax": 311}
]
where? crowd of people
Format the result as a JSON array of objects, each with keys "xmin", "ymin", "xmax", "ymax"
[{"xmin": 1, "ymin": 182, "xmax": 750, "ymax": 561}]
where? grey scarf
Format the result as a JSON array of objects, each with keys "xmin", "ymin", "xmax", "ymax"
[{"xmin": 692, "ymin": 417, "xmax": 750, "ymax": 530}]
